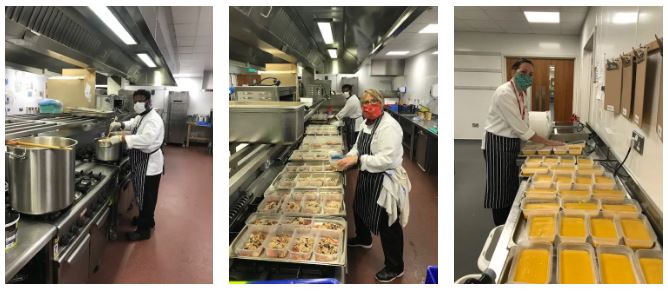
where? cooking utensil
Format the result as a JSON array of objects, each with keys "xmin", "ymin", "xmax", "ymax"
[
  {"xmin": 5, "ymin": 140, "xmax": 72, "ymax": 150},
  {"xmin": 7, "ymin": 136, "xmax": 77, "ymax": 215},
  {"xmin": 95, "ymin": 137, "xmax": 121, "ymax": 162}
]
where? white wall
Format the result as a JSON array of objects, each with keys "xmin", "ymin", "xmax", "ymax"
[
  {"xmin": 398, "ymin": 48, "xmax": 439, "ymax": 113},
  {"xmin": 123, "ymin": 77, "xmax": 212, "ymax": 116},
  {"xmin": 454, "ymin": 32, "xmax": 581, "ymax": 139},
  {"xmin": 576, "ymin": 6, "xmax": 663, "ymax": 210},
  {"xmin": 5, "ymin": 68, "xmax": 47, "ymax": 115}
]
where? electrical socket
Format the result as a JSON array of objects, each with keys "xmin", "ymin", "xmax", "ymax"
[{"xmin": 632, "ymin": 130, "xmax": 645, "ymax": 154}]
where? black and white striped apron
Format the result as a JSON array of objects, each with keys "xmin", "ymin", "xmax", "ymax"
[
  {"xmin": 129, "ymin": 112, "xmax": 161, "ymax": 211},
  {"xmin": 343, "ymin": 115, "xmax": 361, "ymax": 151},
  {"xmin": 353, "ymin": 115, "xmax": 385, "ymax": 234},
  {"xmin": 483, "ymin": 131, "xmax": 521, "ymax": 209}
]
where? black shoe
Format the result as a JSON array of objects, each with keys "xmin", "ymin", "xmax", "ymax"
[
  {"xmin": 347, "ymin": 237, "xmax": 372, "ymax": 249},
  {"xmin": 126, "ymin": 230, "xmax": 151, "ymax": 241},
  {"xmin": 375, "ymin": 268, "xmax": 404, "ymax": 283}
]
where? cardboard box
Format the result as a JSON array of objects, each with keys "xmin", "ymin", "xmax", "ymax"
[{"xmin": 47, "ymin": 69, "xmax": 96, "ymax": 109}]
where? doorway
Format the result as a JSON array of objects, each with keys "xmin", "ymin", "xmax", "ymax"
[{"xmin": 506, "ymin": 57, "xmax": 575, "ymax": 122}]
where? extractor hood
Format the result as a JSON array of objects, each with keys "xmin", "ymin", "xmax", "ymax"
[
  {"xmin": 5, "ymin": 6, "xmax": 177, "ymax": 86},
  {"xmin": 229, "ymin": 6, "xmax": 428, "ymax": 74}
]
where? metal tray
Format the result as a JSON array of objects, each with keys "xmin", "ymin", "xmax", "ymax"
[
  {"xmin": 229, "ymin": 101, "xmax": 305, "ymax": 144},
  {"xmin": 257, "ymin": 194, "xmax": 346, "ymax": 217},
  {"xmin": 289, "ymin": 150, "xmax": 339, "ymax": 162},
  {"xmin": 284, "ymin": 161, "xmax": 339, "ymax": 173},
  {"xmin": 230, "ymin": 217, "xmax": 347, "ymax": 266}
]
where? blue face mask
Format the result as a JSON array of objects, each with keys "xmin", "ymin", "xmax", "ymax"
[{"xmin": 514, "ymin": 73, "xmax": 533, "ymax": 91}]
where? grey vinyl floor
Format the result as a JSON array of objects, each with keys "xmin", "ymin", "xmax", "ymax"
[{"xmin": 453, "ymin": 139, "xmax": 495, "ymax": 281}]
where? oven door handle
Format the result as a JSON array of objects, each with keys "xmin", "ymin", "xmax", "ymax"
[
  {"xmin": 66, "ymin": 234, "xmax": 91, "ymax": 265},
  {"xmin": 95, "ymin": 207, "xmax": 111, "ymax": 228}
]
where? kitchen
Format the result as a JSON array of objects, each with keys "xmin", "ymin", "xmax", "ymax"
[
  {"xmin": 228, "ymin": 6, "xmax": 438, "ymax": 284},
  {"xmin": 4, "ymin": 6, "xmax": 213, "ymax": 283},
  {"xmin": 453, "ymin": 6, "xmax": 663, "ymax": 284}
]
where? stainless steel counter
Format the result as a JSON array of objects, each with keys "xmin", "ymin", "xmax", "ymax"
[
  {"xmin": 387, "ymin": 111, "xmax": 438, "ymax": 138},
  {"xmin": 5, "ymin": 220, "xmax": 57, "ymax": 282}
]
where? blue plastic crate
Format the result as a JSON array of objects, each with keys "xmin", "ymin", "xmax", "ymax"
[{"xmin": 425, "ymin": 265, "xmax": 437, "ymax": 284}]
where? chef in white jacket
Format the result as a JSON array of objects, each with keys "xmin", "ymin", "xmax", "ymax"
[
  {"xmin": 335, "ymin": 84, "xmax": 363, "ymax": 150},
  {"xmin": 337, "ymin": 89, "xmax": 409, "ymax": 283},
  {"xmin": 482, "ymin": 58, "xmax": 563, "ymax": 226},
  {"xmin": 109, "ymin": 89, "xmax": 164, "ymax": 241}
]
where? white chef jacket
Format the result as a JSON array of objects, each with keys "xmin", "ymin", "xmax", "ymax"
[
  {"xmin": 336, "ymin": 94, "xmax": 363, "ymax": 132},
  {"xmin": 481, "ymin": 81, "xmax": 535, "ymax": 149},
  {"xmin": 347, "ymin": 113, "xmax": 403, "ymax": 173},
  {"xmin": 122, "ymin": 109, "xmax": 165, "ymax": 175}
]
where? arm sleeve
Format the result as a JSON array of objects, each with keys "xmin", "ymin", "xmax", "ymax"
[
  {"xmin": 336, "ymin": 99, "xmax": 353, "ymax": 120},
  {"xmin": 122, "ymin": 116, "xmax": 138, "ymax": 131},
  {"xmin": 495, "ymin": 92, "xmax": 535, "ymax": 140},
  {"xmin": 125, "ymin": 118, "xmax": 162, "ymax": 151},
  {"xmin": 359, "ymin": 122, "xmax": 403, "ymax": 173}
]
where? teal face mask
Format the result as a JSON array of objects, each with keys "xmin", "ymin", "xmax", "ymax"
[{"xmin": 514, "ymin": 73, "xmax": 533, "ymax": 91}]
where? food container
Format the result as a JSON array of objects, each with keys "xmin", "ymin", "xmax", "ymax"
[
  {"xmin": 95, "ymin": 137, "xmax": 121, "ymax": 161},
  {"xmin": 291, "ymin": 189, "xmax": 319, "ymax": 201},
  {"xmin": 542, "ymin": 156, "xmax": 561, "ymax": 167},
  {"xmin": 559, "ymin": 156, "xmax": 576, "ymax": 166},
  {"xmin": 537, "ymin": 146, "xmax": 553, "ymax": 155},
  {"xmin": 264, "ymin": 226, "xmax": 295, "ymax": 258},
  {"xmin": 245, "ymin": 213, "xmax": 281, "ymax": 226},
  {"xmin": 589, "ymin": 215, "xmax": 622, "ymax": 246},
  {"xmin": 561, "ymin": 198, "xmax": 600, "ymax": 216},
  {"xmin": 288, "ymin": 229, "xmax": 316, "ymax": 260},
  {"xmin": 302, "ymin": 198, "xmax": 322, "ymax": 214},
  {"xmin": 520, "ymin": 164, "xmax": 550, "ymax": 176},
  {"xmin": 567, "ymin": 144, "xmax": 585, "ymax": 155},
  {"xmin": 594, "ymin": 173, "xmax": 617, "ymax": 189},
  {"xmin": 322, "ymin": 194, "xmax": 343, "ymax": 214},
  {"xmin": 280, "ymin": 216, "xmax": 313, "ymax": 228},
  {"xmin": 524, "ymin": 156, "xmax": 544, "ymax": 167},
  {"xmin": 507, "ymin": 242, "xmax": 553, "ymax": 284},
  {"xmin": 550, "ymin": 165, "xmax": 576, "ymax": 175},
  {"xmin": 314, "ymin": 230, "xmax": 342, "ymax": 262},
  {"xmin": 557, "ymin": 243, "xmax": 598, "ymax": 283},
  {"xmin": 311, "ymin": 220, "xmax": 344, "ymax": 232},
  {"xmin": 520, "ymin": 197, "xmax": 560, "ymax": 218},
  {"xmin": 257, "ymin": 196, "xmax": 282, "ymax": 213},
  {"xmin": 295, "ymin": 172, "xmax": 342, "ymax": 188},
  {"xmin": 531, "ymin": 173, "xmax": 554, "ymax": 189},
  {"xmin": 559, "ymin": 184, "xmax": 592, "ymax": 201},
  {"xmin": 317, "ymin": 188, "xmax": 344, "ymax": 198},
  {"xmin": 635, "ymin": 249, "xmax": 663, "ymax": 284},
  {"xmin": 558, "ymin": 213, "xmax": 589, "ymax": 243},
  {"xmin": 235, "ymin": 225, "xmax": 272, "ymax": 257},
  {"xmin": 264, "ymin": 188, "xmax": 291, "ymax": 198},
  {"xmin": 600, "ymin": 199, "xmax": 641, "ymax": 218},
  {"xmin": 229, "ymin": 101, "xmax": 305, "ymax": 144},
  {"xmin": 552, "ymin": 146, "xmax": 569, "ymax": 155},
  {"xmin": 576, "ymin": 156, "xmax": 594, "ymax": 168},
  {"xmin": 273, "ymin": 172, "xmax": 298, "ymax": 189},
  {"xmin": 285, "ymin": 161, "xmax": 339, "ymax": 173},
  {"xmin": 592, "ymin": 185, "xmax": 627, "ymax": 202},
  {"xmin": 5, "ymin": 211, "xmax": 20, "ymax": 251},
  {"xmin": 521, "ymin": 144, "xmax": 542, "ymax": 155},
  {"xmin": 596, "ymin": 245, "xmax": 642, "ymax": 283},
  {"xmin": 281, "ymin": 197, "xmax": 302, "ymax": 214},
  {"xmin": 619, "ymin": 215, "xmax": 656, "ymax": 249},
  {"xmin": 525, "ymin": 183, "xmax": 558, "ymax": 199},
  {"xmin": 573, "ymin": 173, "xmax": 594, "ymax": 187},
  {"xmin": 553, "ymin": 172, "xmax": 574, "ymax": 188},
  {"xmin": 526, "ymin": 213, "xmax": 557, "ymax": 243},
  {"xmin": 576, "ymin": 165, "xmax": 605, "ymax": 176}
]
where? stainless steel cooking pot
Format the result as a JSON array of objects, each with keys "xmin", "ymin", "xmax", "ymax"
[
  {"xmin": 95, "ymin": 138, "xmax": 120, "ymax": 162},
  {"xmin": 6, "ymin": 136, "xmax": 77, "ymax": 215}
]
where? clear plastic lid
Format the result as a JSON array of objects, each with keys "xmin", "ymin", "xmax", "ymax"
[
  {"xmin": 314, "ymin": 230, "xmax": 342, "ymax": 262},
  {"xmin": 619, "ymin": 214, "xmax": 657, "ymax": 249},
  {"xmin": 557, "ymin": 243, "xmax": 598, "ymax": 284},
  {"xmin": 558, "ymin": 183, "xmax": 592, "ymax": 201},
  {"xmin": 576, "ymin": 165, "xmax": 605, "ymax": 176},
  {"xmin": 520, "ymin": 197, "xmax": 561, "ymax": 218},
  {"xmin": 600, "ymin": 199, "xmax": 641, "ymax": 218},
  {"xmin": 507, "ymin": 242, "xmax": 553, "ymax": 284},
  {"xmin": 235, "ymin": 225, "xmax": 273, "ymax": 257},
  {"xmin": 263, "ymin": 226, "xmax": 296, "ymax": 258},
  {"xmin": 287, "ymin": 228, "xmax": 316, "ymax": 261},
  {"xmin": 561, "ymin": 198, "xmax": 600, "ymax": 216},
  {"xmin": 525, "ymin": 183, "xmax": 558, "ymax": 199},
  {"xmin": 596, "ymin": 245, "xmax": 642, "ymax": 283},
  {"xmin": 592, "ymin": 184, "xmax": 627, "ymax": 202}
]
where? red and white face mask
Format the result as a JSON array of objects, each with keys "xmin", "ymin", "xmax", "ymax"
[{"xmin": 363, "ymin": 103, "xmax": 383, "ymax": 121}]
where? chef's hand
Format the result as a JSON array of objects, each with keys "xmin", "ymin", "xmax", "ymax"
[
  {"xmin": 544, "ymin": 140, "xmax": 565, "ymax": 146},
  {"xmin": 327, "ymin": 114, "xmax": 335, "ymax": 119},
  {"xmin": 109, "ymin": 135, "xmax": 123, "ymax": 144},
  {"xmin": 109, "ymin": 121, "xmax": 122, "ymax": 132},
  {"xmin": 336, "ymin": 156, "xmax": 358, "ymax": 170}
]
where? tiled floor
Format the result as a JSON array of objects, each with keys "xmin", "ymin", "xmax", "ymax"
[
  {"xmin": 89, "ymin": 145, "xmax": 213, "ymax": 283},
  {"xmin": 344, "ymin": 153, "xmax": 438, "ymax": 284}
]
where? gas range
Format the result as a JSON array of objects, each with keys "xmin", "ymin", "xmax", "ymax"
[{"xmin": 52, "ymin": 162, "xmax": 118, "ymax": 260}]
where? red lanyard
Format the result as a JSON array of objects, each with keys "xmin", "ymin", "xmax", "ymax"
[{"xmin": 509, "ymin": 80, "xmax": 526, "ymax": 120}]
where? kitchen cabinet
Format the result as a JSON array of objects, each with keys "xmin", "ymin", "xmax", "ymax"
[{"xmin": 415, "ymin": 129, "xmax": 438, "ymax": 174}]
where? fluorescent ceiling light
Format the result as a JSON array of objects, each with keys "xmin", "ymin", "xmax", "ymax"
[
  {"xmin": 432, "ymin": 51, "xmax": 438, "ymax": 54},
  {"xmin": 328, "ymin": 49, "xmax": 338, "ymax": 59},
  {"xmin": 48, "ymin": 76, "xmax": 85, "ymax": 80},
  {"xmin": 524, "ymin": 11, "xmax": 560, "ymax": 23},
  {"xmin": 89, "ymin": 6, "xmax": 137, "ymax": 45},
  {"xmin": 386, "ymin": 51, "xmax": 410, "ymax": 56},
  {"xmin": 538, "ymin": 42, "xmax": 561, "ymax": 49},
  {"xmin": 612, "ymin": 12, "xmax": 638, "ymax": 24},
  {"xmin": 419, "ymin": 24, "xmax": 438, "ymax": 34},
  {"xmin": 317, "ymin": 22, "xmax": 334, "ymax": 44},
  {"xmin": 137, "ymin": 53, "xmax": 157, "ymax": 68}
]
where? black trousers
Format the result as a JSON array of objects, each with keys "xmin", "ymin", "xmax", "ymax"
[
  {"xmin": 492, "ymin": 206, "xmax": 512, "ymax": 226},
  {"xmin": 354, "ymin": 210, "xmax": 404, "ymax": 272},
  {"xmin": 137, "ymin": 174, "xmax": 161, "ymax": 231}
]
